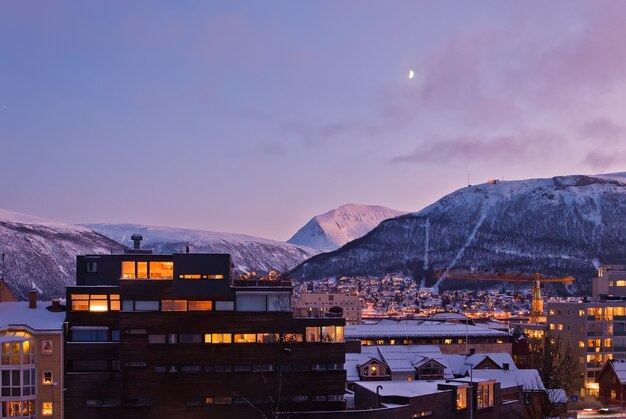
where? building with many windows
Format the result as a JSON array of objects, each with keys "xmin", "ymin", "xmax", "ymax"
[
  {"xmin": 64, "ymin": 241, "xmax": 346, "ymax": 418},
  {"xmin": 546, "ymin": 300, "xmax": 626, "ymax": 397},
  {"xmin": 0, "ymin": 291, "xmax": 65, "ymax": 419},
  {"xmin": 292, "ymin": 293, "xmax": 362, "ymax": 325}
]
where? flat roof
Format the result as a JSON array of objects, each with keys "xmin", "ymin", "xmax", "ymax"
[
  {"xmin": 346, "ymin": 321, "xmax": 509, "ymax": 339},
  {"xmin": 355, "ymin": 380, "xmax": 451, "ymax": 398},
  {"xmin": 0, "ymin": 302, "xmax": 65, "ymax": 331}
]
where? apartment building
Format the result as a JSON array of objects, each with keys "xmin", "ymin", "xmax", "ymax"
[
  {"xmin": 546, "ymin": 300, "xmax": 626, "ymax": 396},
  {"xmin": 0, "ymin": 292, "xmax": 65, "ymax": 419},
  {"xmin": 292, "ymin": 293, "xmax": 362, "ymax": 324},
  {"xmin": 64, "ymin": 239, "xmax": 346, "ymax": 418}
]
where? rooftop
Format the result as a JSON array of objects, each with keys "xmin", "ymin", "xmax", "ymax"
[
  {"xmin": 0, "ymin": 301, "xmax": 65, "ymax": 331},
  {"xmin": 346, "ymin": 320, "xmax": 510, "ymax": 339}
]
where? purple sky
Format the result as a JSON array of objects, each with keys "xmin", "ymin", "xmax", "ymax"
[{"xmin": 1, "ymin": 1, "xmax": 626, "ymax": 241}]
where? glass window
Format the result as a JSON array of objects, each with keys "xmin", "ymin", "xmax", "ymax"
[
  {"xmin": 42, "ymin": 402, "xmax": 53, "ymax": 416},
  {"xmin": 42, "ymin": 340, "xmax": 53, "ymax": 355},
  {"xmin": 71, "ymin": 328, "xmax": 108, "ymax": 342},
  {"xmin": 234, "ymin": 334, "xmax": 257, "ymax": 343},
  {"xmin": 71, "ymin": 360, "xmax": 108, "ymax": 372},
  {"xmin": 137, "ymin": 262, "xmax": 148, "ymax": 279},
  {"xmin": 456, "ymin": 387, "xmax": 468, "ymax": 410},
  {"xmin": 282, "ymin": 333, "xmax": 303, "ymax": 343},
  {"xmin": 149, "ymin": 261, "xmax": 173, "ymax": 279},
  {"xmin": 188, "ymin": 301, "xmax": 213, "ymax": 311},
  {"xmin": 121, "ymin": 261, "xmax": 135, "ymax": 279},
  {"xmin": 207, "ymin": 333, "xmax": 232, "ymax": 344},
  {"xmin": 179, "ymin": 334, "xmax": 201, "ymax": 344},
  {"xmin": 257, "ymin": 333, "xmax": 279, "ymax": 343},
  {"xmin": 161, "ymin": 300, "xmax": 187, "ymax": 311},
  {"xmin": 236, "ymin": 295, "xmax": 267, "ymax": 312},
  {"xmin": 42, "ymin": 371, "xmax": 53, "ymax": 385},
  {"xmin": 148, "ymin": 335, "xmax": 166, "ymax": 344},
  {"xmin": 134, "ymin": 301, "xmax": 159, "ymax": 311},
  {"xmin": 321, "ymin": 326, "xmax": 344, "ymax": 342},
  {"xmin": 306, "ymin": 327, "xmax": 321, "ymax": 342}
]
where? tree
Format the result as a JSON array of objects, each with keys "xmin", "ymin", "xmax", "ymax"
[{"xmin": 542, "ymin": 334, "xmax": 583, "ymax": 397}]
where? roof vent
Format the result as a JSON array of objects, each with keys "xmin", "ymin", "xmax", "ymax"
[{"xmin": 131, "ymin": 234, "xmax": 143, "ymax": 250}]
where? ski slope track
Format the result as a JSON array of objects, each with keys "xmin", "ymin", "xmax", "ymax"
[{"xmin": 289, "ymin": 174, "xmax": 626, "ymax": 295}]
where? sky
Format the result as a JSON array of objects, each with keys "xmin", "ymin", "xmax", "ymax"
[{"xmin": 1, "ymin": 1, "xmax": 626, "ymax": 241}]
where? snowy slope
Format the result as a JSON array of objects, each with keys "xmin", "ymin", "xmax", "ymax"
[
  {"xmin": 287, "ymin": 204, "xmax": 407, "ymax": 251},
  {"xmin": 0, "ymin": 209, "xmax": 124, "ymax": 299},
  {"xmin": 289, "ymin": 174, "xmax": 626, "ymax": 294},
  {"xmin": 84, "ymin": 223, "xmax": 319, "ymax": 274}
]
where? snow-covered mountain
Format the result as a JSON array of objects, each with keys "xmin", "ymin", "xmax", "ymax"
[
  {"xmin": 289, "ymin": 174, "xmax": 626, "ymax": 294},
  {"xmin": 0, "ymin": 209, "xmax": 124, "ymax": 299},
  {"xmin": 287, "ymin": 204, "xmax": 407, "ymax": 251},
  {"xmin": 84, "ymin": 223, "xmax": 319, "ymax": 274}
]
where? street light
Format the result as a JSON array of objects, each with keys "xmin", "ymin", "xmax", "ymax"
[{"xmin": 376, "ymin": 385, "xmax": 383, "ymax": 408}]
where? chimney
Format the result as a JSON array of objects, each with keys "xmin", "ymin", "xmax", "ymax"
[
  {"xmin": 28, "ymin": 288, "xmax": 37, "ymax": 309},
  {"xmin": 49, "ymin": 299, "xmax": 62, "ymax": 312},
  {"xmin": 503, "ymin": 362, "xmax": 509, "ymax": 370},
  {"xmin": 131, "ymin": 234, "xmax": 143, "ymax": 250}
]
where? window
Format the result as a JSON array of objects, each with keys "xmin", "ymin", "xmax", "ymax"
[
  {"xmin": 456, "ymin": 387, "xmax": 468, "ymax": 410},
  {"xmin": 257, "ymin": 333, "xmax": 279, "ymax": 343},
  {"xmin": 215, "ymin": 301, "xmax": 234, "ymax": 311},
  {"xmin": 71, "ymin": 328, "xmax": 108, "ymax": 342},
  {"xmin": 149, "ymin": 261, "xmax": 173, "ymax": 279},
  {"xmin": 306, "ymin": 327, "xmax": 321, "ymax": 342},
  {"xmin": 161, "ymin": 300, "xmax": 187, "ymax": 311},
  {"xmin": 1, "ymin": 401, "xmax": 34, "ymax": 417},
  {"xmin": 236, "ymin": 295, "xmax": 267, "ymax": 312},
  {"xmin": 188, "ymin": 301, "xmax": 213, "ymax": 311},
  {"xmin": 42, "ymin": 371, "xmax": 53, "ymax": 385},
  {"xmin": 477, "ymin": 382, "xmax": 495, "ymax": 409},
  {"xmin": 1, "ymin": 369, "xmax": 35, "ymax": 397},
  {"xmin": 121, "ymin": 261, "xmax": 136, "ymax": 279},
  {"xmin": 137, "ymin": 262, "xmax": 148, "ymax": 279},
  {"xmin": 71, "ymin": 294, "xmax": 119, "ymax": 312},
  {"xmin": 42, "ymin": 340, "xmax": 53, "ymax": 355},
  {"xmin": 321, "ymin": 326, "xmax": 344, "ymax": 342},
  {"xmin": 205, "ymin": 333, "xmax": 232, "ymax": 344},
  {"xmin": 283, "ymin": 333, "xmax": 303, "ymax": 343},
  {"xmin": 71, "ymin": 360, "xmax": 108, "ymax": 372},
  {"xmin": 86, "ymin": 261, "xmax": 98, "ymax": 272},
  {"xmin": 134, "ymin": 301, "xmax": 159, "ymax": 311},
  {"xmin": 179, "ymin": 334, "xmax": 201, "ymax": 344},
  {"xmin": 234, "ymin": 334, "xmax": 257, "ymax": 343},
  {"xmin": 148, "ymin": 335, "xmax": 166, "ymax": 344}
]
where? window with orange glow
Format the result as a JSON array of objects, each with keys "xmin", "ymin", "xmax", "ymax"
[
  {"xmin": 234, "ymin": 334, "xmax": 257, "ymax": 343},
  {"xmin": 72, "ymin": 294, "xmax": 119, "ymax": 312},
  {"xmin": 121, "ymin": 261, "xmax": 135, "ymax": 279},
  {"xmin": 161, "ymin": 300, "xmax": 187, "ymax": 311},
  {"xmin": 188, "ymin": 301, "xmax": 213, "ymax": 311},
  {"xmin": 137, "ymin": 262, "xmax": 148, "ymax": 279},
  {"xmin": 42, "ymin": 402, "xmax": 53, "ymax": 416},
  {"xmin": 42, "ymin": 371, "xmax": 53, "ymax": 385},
  {"xmin": 149, "ymin": 261, "xmax": 173, "ymax": 279}
]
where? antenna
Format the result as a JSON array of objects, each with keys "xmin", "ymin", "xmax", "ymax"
[{"xmin": 467, "ymin": 173, "xmax": 470, "ymax": 187}]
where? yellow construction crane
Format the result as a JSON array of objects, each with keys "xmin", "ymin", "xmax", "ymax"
[{"xmin": 434, "ymin": 270, "xmax": 575, "ymax": 323}]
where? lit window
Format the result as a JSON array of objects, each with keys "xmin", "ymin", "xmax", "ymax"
[
  {"xmin": 579, "ymin": 341, "xmax": 584, "ymax": 348},
  {"xmin": 188, "ymin": 301, "xmax": 213, "ymax": 311},
  {"xmin": 121, "ymin": 261, "xmax": 135, "ymax": 279},
  {"xmin": 42, "ymin": 371, "xmax": 53, "ymax": 385},
  {"xmin": 89, "ymin": 295, "xmax": 108, "ymax": 312},
  {"xmin": 206, "ymin": 274, "xmax": 224, "ymax": 280},
  {"xmin": 306, "ymin": 327, "xmax": 321, "ymax": 342},
  {"xmin": 282, "ymin": 333, "xmax": 303, "ymax": 343},
  {"xmin": 456, "ymin": 387, "xmax": 468, "ymax": 410},
  {"xmin": 161, "ymin": 300, "xmax": 187, "ymax": 311},
  {"xmin": 206, "ymin": 333, "xmax": 232, "ymax": 344},
  {"xmin": 579, "ymin": 310, "xmax": 585, "ymax": 316},
  {"xmin": 42, "ymin": 402, "xmax": 53, "ymax": 416},
  {"xmin": 71, "ymin": 294, "xmax": 89, "ymax": 311},
  {"xmin": 179, "ymin": 274, "xmax": 202, "ymax": 279},
  {"xmin": 257, "ymin": 333, "xmax": 279, "ymax": 343},
  {"xmin": 149, "ymin": 261, "xmax": 173, "ymax": 279},
  {"xmin": 557, "ymin": 324, "xmax": 563, "ymax": 331},
  {"xmin": 234, "ymin": 334, "xmax": 257, "ymax": 343},
  {"xmin": 618, "ymin": 281, "xmax": 626, "ymax": 287}
]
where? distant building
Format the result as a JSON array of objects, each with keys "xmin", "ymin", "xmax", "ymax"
[
  {"xmin": 65, "ymin": 242, "xmax": 346, "ymax": 418},
  {"xmin": 292, "ymin": 293, "xmax": 362, "ymax": 324},
  {"xmin": 0, "ymin": 278, "xmax": 17, "ymax": 303},
  {"xmin": 593, "ymin": 265, "xmax": 626, "ymax": 300},
  {"xmin": 0, "ymin": 290, "xmax": 65, "ymax": 419},
  {"xmin": 546, "ymin": 299, "xmax": 626, "ymax": 397},
  {"xmin": 346, "ymin": 319, "xmax": 512, "ymax": 354}
]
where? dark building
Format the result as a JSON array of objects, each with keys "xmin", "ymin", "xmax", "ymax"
[{"xmin": 64, "ymin": 240, "xmax": 346, "ymax": 418}]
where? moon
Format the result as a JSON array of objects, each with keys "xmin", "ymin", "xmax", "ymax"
[{"xmin": 408, "ymin": 70, "xmax": 415, "ymax": 79}]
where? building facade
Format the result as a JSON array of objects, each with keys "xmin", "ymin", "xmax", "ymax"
[
  {"xmin": 546, "ymin": 300, "xmax": 626, "ymax": 396},
  {"xmin": 64, "ymin": 247, "xmax": 346, "ymax": 418},
  {"xmin": 293, "ymin": 293, "xmax": 362, "ymax": 325},
  {"xmin": 0, "ymin": 294, "xmax": 65, "ymax": 419}
]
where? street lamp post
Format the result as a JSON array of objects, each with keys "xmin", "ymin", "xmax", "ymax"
[
  {"xmin": 376, "ymin": 385, "xmax": 383, "ymax": 408},
  {"xmin": 463, "ymin": 362, "xmax": 474, "ymax": 419}
]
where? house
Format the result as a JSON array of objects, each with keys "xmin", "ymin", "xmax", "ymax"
[{"xmin": 598, "ymin": 359, "xmax": 626, "ymax": 408}]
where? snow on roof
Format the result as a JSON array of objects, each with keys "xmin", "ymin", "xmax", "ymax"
[
  {"xmin": 547, "ymin": 388, "xmax": 568, "ymax": 404},
  {"xmin": 471, "ymin": 369, "xmax": 544, "ymax": 391},
  {"xmin": 346, "ymin": 345, "xmax": 455, "ymax": 381},
  {"xmin": 345, "ymin": 321, "xmax": 509, "ymax": 338},
  {"xmin": 355, "ymin": 380, "xmax": 451, "ymax": 398},
  {"xmin": 445, "ymin": 353, "xmax": 518, "ymax": 375},
  {"xmin": 0, "ymin": 302, "xmax": 65, "ymax": 331},
  {"xmin": 609, "ymin": 360, "xmax": 626, "ymax": 384}
]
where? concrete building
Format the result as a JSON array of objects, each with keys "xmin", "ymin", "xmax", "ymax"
[
  {"xmin": 593, "ymin": 265, "xmax": 626, "ymax": 300},
  {"xmin": 293, "ymin": 293, "xmax": 362, "ymax": 325},
  {"xmin": 346, "ymin": 319, "xmax": 512, "ymax": 355},
  {"xmin": 546, "ymin": 299, "xmax": 626, "ymax": 396},
  {"xmin": 0, "ymin": 292, "xmax": 65, "ymax": 419}
]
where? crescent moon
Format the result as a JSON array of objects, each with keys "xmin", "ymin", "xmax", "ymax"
[{"xmin": 408, "ymin": 70, "xmax": 415, "ymax": 79}]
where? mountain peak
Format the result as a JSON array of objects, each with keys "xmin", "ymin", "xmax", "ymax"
[{"xmin": 288, "ymin": 204, "xmax": 407, "ymax": 252}]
